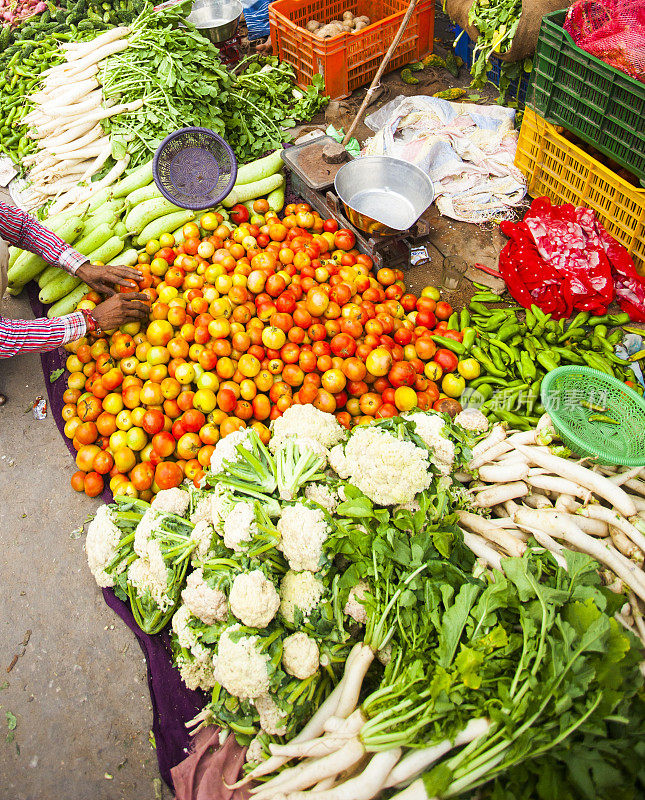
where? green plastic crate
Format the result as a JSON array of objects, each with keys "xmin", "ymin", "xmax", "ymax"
[{"xmin": 530, "ymin": 10, "xmax": 645, "ymax": 185}]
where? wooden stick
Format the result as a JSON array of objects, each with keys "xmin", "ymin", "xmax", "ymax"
[{"xmin": 342, "ymin": 0, "xmax": 419, "ymax": 145}]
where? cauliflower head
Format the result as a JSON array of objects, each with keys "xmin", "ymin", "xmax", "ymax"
[
  {"xmin": 332, "ymin": 426, "xmax": 433, "ymax": 505},
  {"xmin": 86, "ymin": 505, "xmax": 123, "ymax": 588},
  {"xmin": 255, "ymin": 693, "xmax": 288, "ymax": 736},
  {"xmin": 405, "ymin": 411, "xmax": 455, "ymax": 476},
  {"xmin": 454, "ymin": 409, "xmax": 489, "ymax": 434},
  {"xmin": 213, "ymin": 625, "xmax": 271, "ymax": 700},
  {"xmin": 229, "ymin": 570, "xmax": 280, "ymax": 629},
  {"xmin": 191, "ymin": 493, "xmax": 213, "ymax": 524},
  {"xmin": 210, "ymin": 429, "xmax": 253, "ymax": 475},
  {"xmin": 175, "ymin": 641, "xmax": 216, "ymax": 692},
  {"xmin": 344, "ymin": 580, "xmax": 370, "ymax": 625},
  {"xmin": 304, "ymin": 482, "xmax": 341, "ymax": 513},
  {"xmin": 128, "ymin": 539, "xmax": 170, "ymax": 610},
  {"xmin": 282, "ymin": 632, "xmax": 320, "ymax": 679},
  {"xmin": 181, "ymin": 568, "xmax": 228, "ymax": 625},
  {"xmin": 269, "ymin": 404, "xmax": 344, "ymax": 453},
  {"xmin": 190, "ymin": 520, "xmax": 215, "ymax": 562},
  {"xmin": 151, "ymin": 487, "xmax": 190, "ymax": 517},
  {"xmin": 277, "ymin": 503, "xmax": 329, "ymax": 572},
  {"xmin": 223, "ymin": 501, "xmax": 258, "ymax": 552},
  {"xmin": 279, "ymin": 570, "xmax": 325, "ymax": 626}
]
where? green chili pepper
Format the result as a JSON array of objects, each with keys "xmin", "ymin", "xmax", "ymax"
[
  {"xmin": 526, "ymin": 378, "xmax": 542, "ymax": 416},
  {"xmin": 462, "ymin": 327, "xmax": 476, "ymax": 353},
  {"xmin": 557, "ymin": 327, "xmax": 586, "ymax": 343},
  {"xmin": 470, "ymin": 376, "xmax": 513, "ymax": 387},
  {"xmin": 430, "ymin": 335, "xmax": 466, "ymax": 355},
  {"xmin": 589, "ymin": 414, "xmax": 620, "ymax": 424},
  {"xmin": 581, "ymin": 352, "xmax": 614, "ymax": 375},
  {"xmin": 496, "ymin": 323, "xmax": 522, "ymax": 342},
  {"xmin": 523, "ymin": 338, "xmax": 537, "ymax": 359},
  {"xmin": 489, "ymin": 345, "xmax": 507, "ymax": 371},
  {"xmin": 469, "ymin": 301, "xmax": 493, "ymax": 317},
  {"xmin": 489, "ymin": 338, "xmax": 517, "ymax": 363},
  {"xmin": 533, "ymin": 313, "xmax": 552, "ymax": 337},
  {"xmin": 493, "ymin": 409, "xmax": 531, "ymax": 430},
  {"xmin": 447, "ymin": 312, "xmax": 459, "ymax": 331},
  {"xmin": 471, "ymin": 346, "xmax": 506, "ymax": 378},
  {"xmin": 581, "ymin": 400, "xmax": 607, "ymax": 412},
  {"xmin": 470, "ymin": 292, "xmax": 501, "ymax": 303},
  {"xmin": 519, "ymin": 351, "xmax": 537, "ymax": 381},
  {"xmin": 459, "ymin": 308, "xmax": 471, "ymax": 330},
  {"xmin": 536, "ymin": 351, "xmax": 561, "ymax": 372}
]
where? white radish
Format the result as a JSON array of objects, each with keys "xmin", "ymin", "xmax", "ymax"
[
  {"xmin": 315, "ymin": 777, "xmax": 337, "ymax": 791},
  {"xmin": 512, "ymin": 444, "xmax": 637, "ymax": 517},
  {"xmin": 526, "ymin": 474, "xmax": 592, "ymax": 503},
  {"xmin": 39, "ymin": 120, "xmax": 97, "ymax": 149},
  {"xmin": 43, "ymin": 126, "xmax": 104, "ymax": 156},
  {"xmin": 461, "ymin": 530, "xmax": 503, "ymax": 571},
  {"xmin": 507, "ymin": 429, "xmax": 538, "ymax": 446},
  {"xmin": 621, "ymin": 479, "xmax": 645, "ymax": 498},
  {"xmin": 470, "ymin": 424, "xmax": 507, "ymax": 461},
  {"xmin": 560, "ymin": 512, "xmax": 608, "ymax": 537},
  {"xmin": 383, "ymin": 719, "xmax": 491, "ymax": 789},
  {"xmin": 608, "ymin": 466, "xmax": 644, "ymax": 486},
  {"xmin": 523, "ymin": 494, "xmax": 554, "ymax": 509},
  {"xmin": 468, "ymin": 441, "xmax": 512, "ymax": 470},
  {"xmin": 478, "ymin": 462, "xmax": 529, "ymax": 483},
  {"xmin": 513, "ymin": 508, "xmax": 645, "ymax": 601},
  {"xmin": 40, "ymin": 79, "xmax": 99, "ymax": 111},
  {"xmin": 390, "ymin": 776, "xmax": 432, "ymax": 799},
  {"xmin": 269, "ymin": 709, "xmax": 366, "ymax": 759},
  {"xmin": 473, "ymin": 482, "xmax": 529, "ymax": 508},
  {"xmin": 610, "ymin": 528, "xmax": 644, "ymax": 563},
  {"xmin": 334, "ymin": 644, "xmax": 375, "ymax": 719},
  {"xmin": 250, "ymin": 738, "xmax": 365, "ymax": 797},
  {"xmin": 456, "ymin": 511, "xmax": 525, "ymax": 557},
  {"xmin": 520, "ymin": 523, "xmax": 569, "ymax": 569},
  {"xmin": 78, "ymin": 142, "xmax": 112, "ymax": 183},
  {"xmin": 62, "ymin": 38, "xmax": 130, "ymax": 71},
  {"xmin": 64, "ymin": 26, "xmax": 130, "ymax": 55},
  {"xmin": 555, "ymin": 494, "xmax": 579, "ymax": 513},
  {"xmin": 606, "ymin": 545, "xmax": 645, "ymax": 596},
  {"xmin": 577, "ymin": 505, "xmax": 645, "ymax": 553},
  {"xmin": 283, "ymin": 748, "xmax": 402, "ymax": 800}
]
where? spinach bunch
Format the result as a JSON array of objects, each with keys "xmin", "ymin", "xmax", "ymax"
[{"xmin": 467, "ymin": 0, "xmax": 522, "ymax": 89}]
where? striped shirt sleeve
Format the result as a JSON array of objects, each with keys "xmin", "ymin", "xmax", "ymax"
[
  {"xmin": 0, "ymin": 311, "xmax": 86, "ymax": 358},
  {"xmin": 0, "ymin": 201, "xmax": 87, "ymax": 275}
]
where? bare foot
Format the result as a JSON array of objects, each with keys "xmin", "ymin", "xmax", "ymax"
[{"xmin": 254, "ymin": 36, "xmax": 273, "ymax": 55}]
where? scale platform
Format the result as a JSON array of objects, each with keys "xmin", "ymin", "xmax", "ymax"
[{"xmin": 283, "ymin": 138, "xmax": 432, "ymax": 271}]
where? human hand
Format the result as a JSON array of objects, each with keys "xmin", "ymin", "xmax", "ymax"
[
  {"xmin": 76, "ymin": 262, "xmax": 142, "ymax": 296},
  {"xmin": 91, "ymin": 293, "xmax": 149, "ymax": 331}
]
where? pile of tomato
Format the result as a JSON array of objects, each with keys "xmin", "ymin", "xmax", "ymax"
[{"xmin": 62, "ymin": 199, "xmax": 472, "ymax": 500}]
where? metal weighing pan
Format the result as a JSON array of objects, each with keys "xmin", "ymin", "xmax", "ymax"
[
  {"xmin": 334, "ymin": 156, "xmax": 435, "ymax": 236},
  {"xmin": 187, "ymin": 0, "xmax": 243, "ymax": 43}
]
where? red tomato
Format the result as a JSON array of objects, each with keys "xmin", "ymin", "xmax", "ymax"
[
  {"xmin": 416, "ymin": 308, "xmax": 436, "ymax": 329},
  {"xmin": 230, "ymin": 204, "xmax": 250, "ymax": 224},
  {"xmin": 434, "ymin": 349, "xmax": 459, "ymax": 373},
  {"xmin": 334, "ymin": 229, "xmax": 356, "ymax": 251},
  {"xmin": 330, "ymin": 333, "xmax": 356, "ymax": 358},
  {"xmin": 388, "ymin": 360, "xmax": 416, "ymax": 388},
  {"xmin": 323, "ymin": 219, "xmax": 339, "ymax": 233},
  {"xmin": 434, "ymin": 301, "xmax": 453, "ymax": 321}
]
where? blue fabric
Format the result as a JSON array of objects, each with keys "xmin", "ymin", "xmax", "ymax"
[{"xmin": 242, "ymin": 0, "xmax": 271, "ymax": 39}]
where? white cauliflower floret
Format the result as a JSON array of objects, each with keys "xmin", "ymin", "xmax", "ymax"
[
  {"xmin": 282, "ymin": 632, "xmax": 320, "ymax": 679},
  {"xmin": 255, "ymin": 694, "xmax": 288, "ymax": 736},
  {"xmin": 151, "ymin": 487, "xmax": 190, "ymax": 517},
  {"xmin": 229, "ymin": 570, "xmax": 280, "ymax": 629},
  {"xmin": 133, "ymin": 507, "xmax": 161, "ymax": 558},
  {"xmin": 181, "ymin": 568, "xmax": 228, "ymax": 625},
  {"xmin": 245, "ymin": 735, "xmax": 266, "ymax": 765},
  {"xmin": 176, "ymin": 642, "xmax": 216, "ymax": 692},
  {"xmin": 128, "ymin": 539, "xmax": 170, "ymax": 609},
  {"xmin": 337, "ymin": 426, "xmax": 433, "ymax": 505},
  {"xmin": 191, "ymin": 520, "xmax": 214, "ymax": 561},
  {"xmin": 191, "ymin": 494, "xmax": 213, "ymax": 524},
  {"xmin": 279, "ymin": 570, "xmax": 325, "ymax": 625},
  {"xmin": 405, "ymin": 412, "xmax": 455, "ymax": 476},
  {"xmin": 273, "ymin": 435, "xmax": 329, "ymax": 464},
  {"xmin": 304, "ymin": 482, "xmax": 340, "ymax": 513},
  {"xmin": 210, "ymin": 428, "xmax": 253, "ymax": 475},
  {"xmin": 328, "ymin": 444, "xmax": 349, "ymax": 479},
  {"xmin": 85, "ymin": 505, "xmax": 123, "ymax": 588},
  {"xmin": 172, "ymin": 604, "xmax": 200, "ymax": 650},
  {"xmin": 454, "ymin": 409, "xmax": 489, "ymax": 433},
  {"xmin": 270, "ymin": 404, "xmax": 344, "ymax": 453},
  {"xmin": 223, "ymin": 501, "xmax": 258, "ymax": 552},
  {"xmin": 277, "ymin": 503, "xmax": 329, "ymax": 572},
  {"xmin": 213, "ymin": 625, "xmax": 271, "ymax": 700},
  {"xmin": 344, "ymin": 580, "xmax": 370, "ymax": 625}
]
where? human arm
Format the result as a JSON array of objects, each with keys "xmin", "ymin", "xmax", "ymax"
[
  {"xmin": 0, "ymin": 294, "xmax": 149, "ymax": 359},
  {"xmin": 0, "ymin": 201, "xmax": 141, "ymax": 293}
]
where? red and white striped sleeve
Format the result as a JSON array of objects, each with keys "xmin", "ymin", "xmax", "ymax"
[
  {"xmin": 0, "ymin": 201, "xmax": 87, "ymax": 274},
  {"xmin": 0, "ymin": 312, "xmax": 86, "ymax": 358}
]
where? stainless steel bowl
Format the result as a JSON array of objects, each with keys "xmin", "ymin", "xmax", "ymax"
[
  {"xmin": 187, "ymin": 0, "xmax": 243, "ymax": 43},
  {"xmin": 334, "ymin": 156, "xmax": 435, "ymax": 236}
]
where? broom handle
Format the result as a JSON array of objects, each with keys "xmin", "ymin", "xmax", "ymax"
[{"xmin": 342, "ymin": 0, "xmax": 420, "ymax": 145}]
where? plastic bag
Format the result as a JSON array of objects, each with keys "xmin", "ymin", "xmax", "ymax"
[
  {"xmin": 499, "ymin": 197, "xmax": 645, "ymax": 321},
  {"xmin": 564, "ymin": 0, "xmax": 645, "ymax": 83}
]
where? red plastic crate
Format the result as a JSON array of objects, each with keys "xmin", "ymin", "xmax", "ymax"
[{"xmin": 269, "ymin": 0, "xmax": 434, "ymax": 100}]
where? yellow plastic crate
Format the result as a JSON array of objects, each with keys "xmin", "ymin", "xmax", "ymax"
[{"xmin": 515, "ymin": 109, "xmax": 645, "ymax": 276}]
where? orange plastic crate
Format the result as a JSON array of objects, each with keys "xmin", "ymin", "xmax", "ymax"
[
  {"xmin": 269, "ymin": 0, "xmax": 434, "ymax": 100},
  {"xmin": 515, "ymin": 109, "xmax": 645, "ymax": 276}
]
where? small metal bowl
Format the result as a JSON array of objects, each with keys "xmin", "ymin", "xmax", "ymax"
[
  {"xmin": 334, "ymin": 156, "xmax": 435, "ymax": 236},
  {"xmin": 187, "ymin": 0, "xmax": 242, "ymax": 44}
]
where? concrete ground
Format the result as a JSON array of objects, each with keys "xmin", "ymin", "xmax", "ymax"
[{"xmin": 0, "ymin": 295, "xmax": 169, "ymax": 800}]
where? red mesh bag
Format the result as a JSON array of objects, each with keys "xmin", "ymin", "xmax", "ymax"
[{"xmin": 564, "ymin": 0, "xmax": 645, "ymax": 82}]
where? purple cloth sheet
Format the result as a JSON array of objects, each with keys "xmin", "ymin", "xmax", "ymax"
[{"xmin": 28, "ymin": 285, "xmax": 209, "ymax": 789}]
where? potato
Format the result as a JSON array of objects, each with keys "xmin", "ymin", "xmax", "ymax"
[
  {"xmin": 306, "ymin": 19, "xmax": 322, "ymax": 31},
  {"xmin": 342, "ymin": 10, "xmax": 354, "ymax": 20},
  {"xmin": 353, "ymin": 19, "xmax": 368, "ymax": 31},
  {"xmin": 341, "ymin": 22, "xmax": 353, "ymax": 30},
  {"xmin": 355, "ymin": 15, "xmax": 370, "ymax": 24},
  {"xmin": 317, "ymin": 22, "xmax": 344, "ymax": 38}
]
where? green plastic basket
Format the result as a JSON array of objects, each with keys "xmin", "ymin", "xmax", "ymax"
[{"xmin": 541, "ymin": 366, "xmax": 645, "ymax": 466}]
